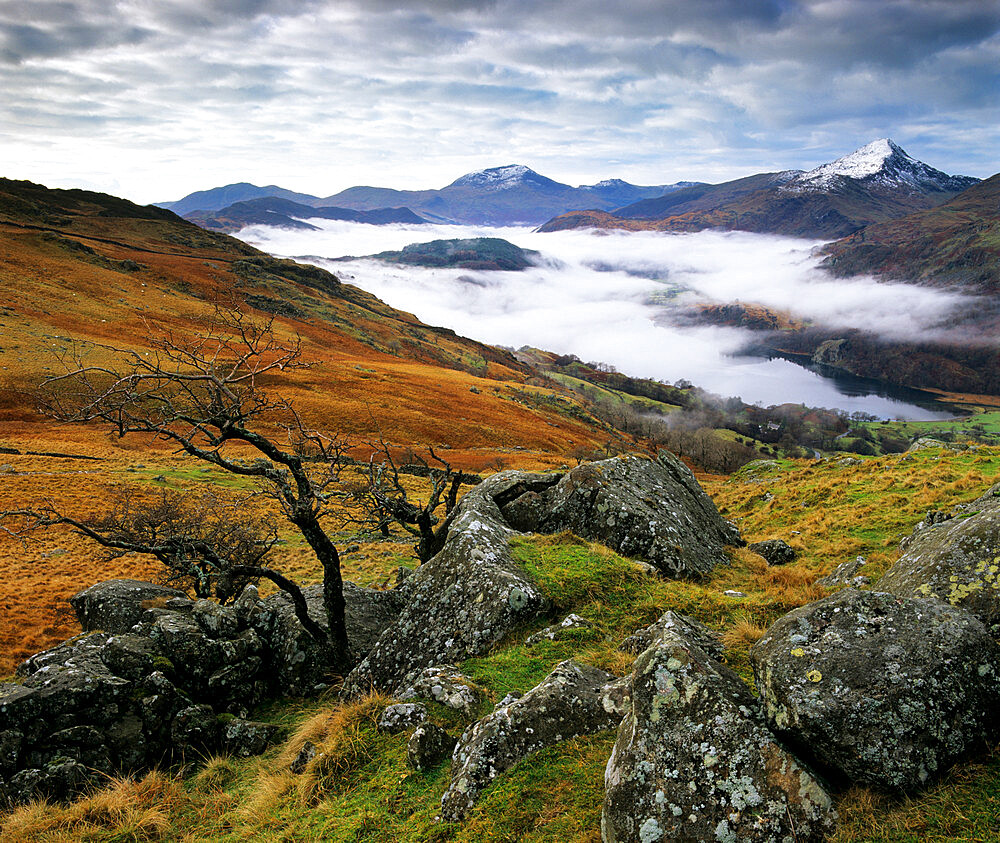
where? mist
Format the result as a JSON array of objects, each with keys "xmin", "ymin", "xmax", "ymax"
[{"xmin": 236, "ymin": 221, "xmax": 980, "ymax": 418}]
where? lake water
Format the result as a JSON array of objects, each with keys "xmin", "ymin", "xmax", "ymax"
[{"xmin": 236, "ymin": 221, "xmax": 968, "ymax": 421}]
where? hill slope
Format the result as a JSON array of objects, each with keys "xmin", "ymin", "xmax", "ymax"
[{"xmin": 820, "ymin": 173, "xmax": 1000, "ymax": 291}]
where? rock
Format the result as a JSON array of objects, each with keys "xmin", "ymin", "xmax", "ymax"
[
  {"xmin": 342, "ymin": 472, "xmax": 548, "ymax": 697},
  {"xmin": 290, "ymin": 739, "xmax": 318, "ymax": 774},
  {"xmin": 748, "ymin": 539, "xmax": 797, "ymax": 566},
  {"xmin": 191, "ymin": 599, "xmax": 240, "ymax": 639},
  {"xmin": 395, "ymin": 666, "xmax": 487, "ymax": 718},
  {"xmin": 377, "ymin": 703, "xmax": 428, "ymax": 734},
  {"xmin": 723, "ymin": 590, "xmax": 747, "ymax": 598},
  {"xmin": 407, "ymin": 723, "xmax": 456, "ymax": 772},
  {"xmin": 603, "ymin": 624, "xmax": 836, "ymax": 843},
  {"xmin": 440, "ymin": 660, "xmax": 629, "ymax": 821},
  {"xmin": 751, "ymin": 588, "xmax": 1000, "ymax": 791},
  {"xmin": 619, "ymin": 610, "xmax": 723, "ymax": 661},
  {"xmin": 262, "ymin": 581, "xmax": 403, "ymax": 696},
  {"xmin": 499, "ymin": 453, "xmax": 741, "ymax": 579},
  {"xmin": 170, "ymin": 704, "xmax": 221, "ymax": 752},
  {"xmin": 880, "ymin": 501, "xmax": 1000, "ymax": 635},
  {"xmin": 7, "ymin": 757, "xmax": 90, "ymax": 806},
  {"xmin": 70, "ymin": 579, "xmax": 186, "ymax": 634},
  {"xmin": 907, "ymin": 437, "xmax": 959, "ymax": 452},
  {"xmin": 100, "ymin": 633, "xmax": 165, "ymax": 681},
  {"xmin": 221, "ymin": 718, "xmax": 282, "ymax": 758},
  {"xmin": 816, "ymin": 556, "xmax": 869, "ymax": 588},
  {"xmin": 525, "ymin": 613, "xmax": 595, "ymax": 645}
]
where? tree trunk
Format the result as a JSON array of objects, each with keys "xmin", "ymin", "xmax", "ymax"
[{"xmin": 295, "ymin": 515, "xmax": 351, "ymax": 669}]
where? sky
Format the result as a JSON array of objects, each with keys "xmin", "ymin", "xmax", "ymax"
[{"xmin": 1, "ymin": 0, "xmax": 998, "ymax": 204}]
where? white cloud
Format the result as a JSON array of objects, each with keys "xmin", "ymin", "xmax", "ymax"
[{"xmin": 0, "ymin": 0, "xmax": 996, "ymax": 202}]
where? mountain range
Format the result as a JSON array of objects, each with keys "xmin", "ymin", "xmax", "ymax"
[
  {"xmin": 186, "ymin": 197, "xmax": 427, "ymax": 232},
  {"xmin": 159, "ymin": 166, "xmax": 699, "ymax": 227},
  {"xmin": 538, "ymin": 139, "xmax": 980, "ymax": 239}
]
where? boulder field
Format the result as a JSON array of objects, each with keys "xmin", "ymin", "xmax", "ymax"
[{"xmin": 3, "ymin": 453, "xmax": 999, "ymax": 843}]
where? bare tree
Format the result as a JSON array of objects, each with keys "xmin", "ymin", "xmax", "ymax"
[
  {"xmin": 358, "ymin": 442, "xmax": 461, "ymax": 562},
  {"xmin": 5, "ymin": 308, "xmax": 354, "ymax": 668}
]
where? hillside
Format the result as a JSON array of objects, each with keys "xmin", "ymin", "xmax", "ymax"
[
  {"xmin": 364, "ymin": 237, "xmax": 539, "ymax": 271},
  {"xmin": 186, "ymin": 197, "xmax": 427, "ymax": 232},
  {"xmin": 539, "ymin": 140, "xmax": 978, "ymax": 239},
  {"xmin": 0, "ymin": 177, "xmax": 621, "ymax": 669},
  {"xmin": 820, "ymin": 173, "xmax": 1000, "ymax": 290}
]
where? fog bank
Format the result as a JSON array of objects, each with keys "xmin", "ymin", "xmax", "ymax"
[{"xmin": 236, "ymin": 221, "xmax": 977, "ymax": 418}]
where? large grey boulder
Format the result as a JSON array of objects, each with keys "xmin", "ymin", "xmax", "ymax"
[
  {"xmin": 260, "ymin": 581, "xmax": 404, "ymax": 696},
  {"xmin": 70, "ymin": 579, "xmax": 186, "ymax": 634},
  {"xmin": 879, "ymin": 495, "xmax": 1000, "ymax": 635},
  {"xmin": 498, "ymin": 452, "xmax": 741, "ymax": 578},
  {"xmin": 752, "ymin": 589, "xmax": 1000, "ymax": 791},
  {"xmin": 342, "ymin": 473, "xmax": 549, "ymax": 697},
  {"xmin": 440, "ymin": 660, "xmax": 629, "ymax": 822},
  {"xmin": 603, "ymin": 625, "xmax": 835, "ymax": 843}
]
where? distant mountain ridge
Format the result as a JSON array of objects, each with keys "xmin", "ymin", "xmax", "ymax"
[
  {"xmin": 186, "ymin": 197, "xmax": 427, "ymax": 232},
  {"xmin": 161, "ymin": 166, "xmax": 699, "ymax": 227},
  {"xmin": 539, "ymin": 140, "xmax": 979, "ymax": 239}
]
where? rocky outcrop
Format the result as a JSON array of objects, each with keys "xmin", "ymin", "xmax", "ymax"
[
  {"xmin": 70, "ymin": 578, "xmax": 187, "ymax": 633},
  {"xmin": 499, "ymin": 453, "xmax": 741, "ymax": 578},
  {"xmin": 603, "ymin": 623, "xmax": 836, "ymax": 843},
  {"xmin": 749, "ymin": 539, "xmax": 797, "ymax": 566},
  {"xmin": 440, "ymin": 660, "xmax": 629, "ymax": 822},
  {"xmin": 752, "ymin": 588, "xmax": 1000, "ymax": 791},
  {"xmin": 880, "ymin": 491, "xmax": 1000, "ymax": 635},
  {"xmin": 816, "ymin": 556, "xmax": 870, "ymax": 588},
  {"xmin": 341, "ymin": 472, "xmax": 549, "ymax": 697},
  {"xmin": 0, "ymin": 575, "xmax": 403, "ymax": 806},
  {"xmin": 376, "ymin": 703, "xmax": 428, "ymax": 734}
]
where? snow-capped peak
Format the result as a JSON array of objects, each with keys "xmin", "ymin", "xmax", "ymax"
[
  {"xmin": 786, "ymin": 138, "xmax": 978, "ymax": 194},
  {"xmin": 801, "ymin": 138, "xmax": 901, "ymax": 183},
  {"xmin": 450, "ymin": 164, "xmax": 543, "ymax": 190}
]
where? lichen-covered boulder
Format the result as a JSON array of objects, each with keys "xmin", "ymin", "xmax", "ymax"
[
  {"xmin": 70, "ymin": 579, "xmax": 186, "ymax": 634},
  {"xmin": 879, "ymin": 499, "xmax": 1000, "ymax": 635},
  {"xmin": 377, "ymin": 703, "xmax": 428, "ymax": 734},
  {"xmin": 342, "ymin": 474, "xmax": 548, "ymax": 697},
  {"xmin": 440, "ymin": 660, "xmax": 629, "ymax": 822},
  {"xmin": 748, "ymin": 539, "xmax": 797, "ymax": 566},
  {"xmin": 395, "ymin": 665, "xmax": 487, "ymax": 718},
  {"xmin": 407, "ymin": 723, "xmax": 456, "ymax": 772},
  {"xmin": 499, "ymin": 452, "xmax": 741, "ymax": 578},
  {"xmin": 752, "ymin": 589, "xmax": 1000, "ymax": 791},
  {"xmin": 261, "ymin": 581, "xmax": 404, "ymax": 696},
  {"xmin": 603, "ymin": 625, "xmax": 835, "ymax": 843},
  {"xmin": 618, "ymin": 610, "xmax": 723, "ymax": 660}
]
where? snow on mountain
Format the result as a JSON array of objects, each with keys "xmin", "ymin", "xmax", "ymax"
[
  {"xmin": 787, "ymin": 139, "xmax": 978, "ymax": 194},
  {"xmin": 449, "ymin": 164, "xmax": 553, "ymax": 191}
]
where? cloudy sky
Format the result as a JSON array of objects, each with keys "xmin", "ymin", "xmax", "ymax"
[{"xmin": 2, "ymin": 0, "xmax": 997, "ymax": 204}]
